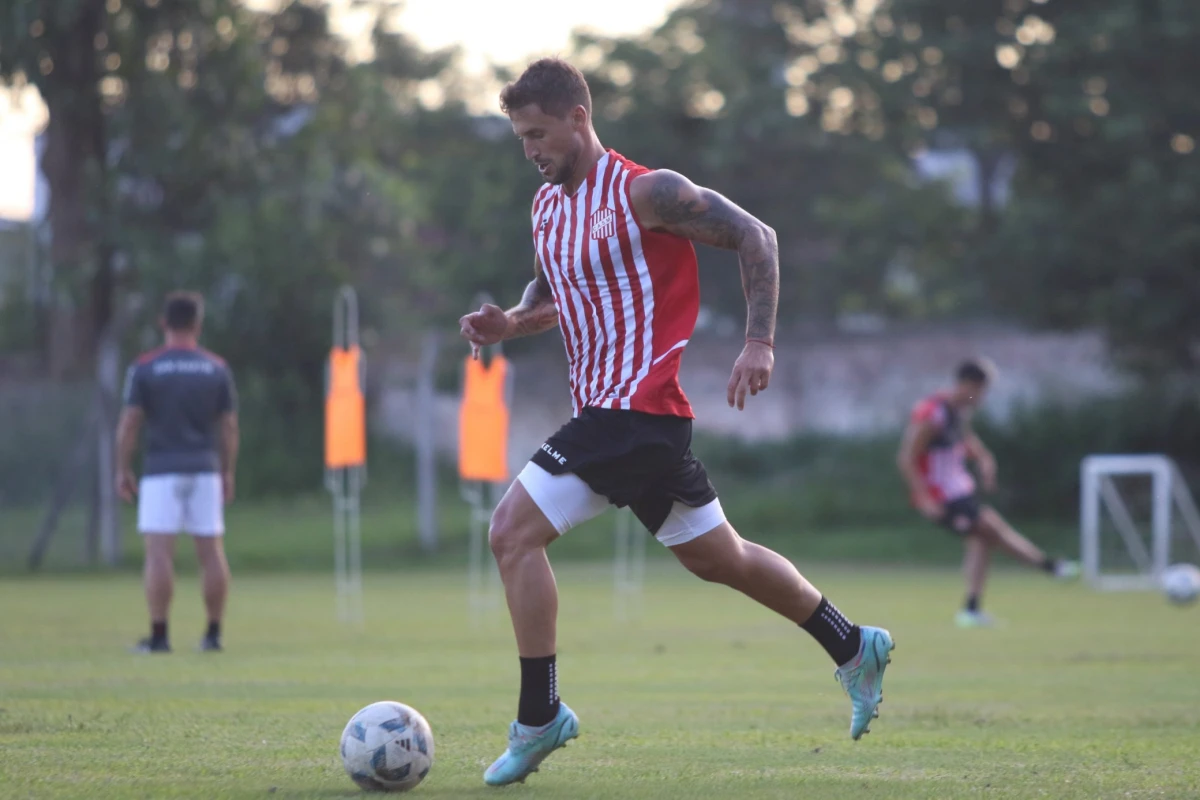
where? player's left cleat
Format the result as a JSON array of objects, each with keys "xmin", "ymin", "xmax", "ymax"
[
  {"xmin": 198, "ymin": 634, "xmax": 222, "ymax": 652},
  {"xmin": 483, "ymin": 702, "xmax": 579, "ymax": 787},
  {"xmin": 834, "ymin": 626, "xmax": 894, "ymax": 741},
  {"xmin": 1053, "ymin": 559, "xmax": 1081, "ymax": 581}
]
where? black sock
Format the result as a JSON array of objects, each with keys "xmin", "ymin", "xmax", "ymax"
[
  {"xmin": 517, "ymin": 655, "xmax": 560, "ymax": 727},
  {"xmin": 800, "ymin": 597, "xmax": 862, "ymax": 667},
  {"xmin": 206, "ymin": 621, "xmax": 221, "ymax": 640},
  {"xmin": 965, "ymin": 595, "xmax": 980, "ymax": 612},
  {"xmin": 151, "ymin": 621, "xmax": 168, "ymax": 643},
  {"xmin": 1041, "ymin": 557, "xmax": 1057, "ymax": 574}
]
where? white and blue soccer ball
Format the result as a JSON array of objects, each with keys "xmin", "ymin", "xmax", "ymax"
[
  {"xmin": 340, "ymin": 701, "xmax": 435, "ymax": 792},
  {"xmin": 1161, "ymin": 563, "xmax": 1200, "ymax": 606}
]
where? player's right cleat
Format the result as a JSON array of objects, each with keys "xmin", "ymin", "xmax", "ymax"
[
  {"xmin": 131, "ymin": 637, "xmax": 171, "ymax": 654},
  {"xmin": 483, "ymin": 702, "xmax": 579, "ymax": 787},
  {"xmin": 834, "ymin": 626, "xmax": 894, "ymax": 741},
  {"xmin": 955, "ymin": 609, "xmax": 998, "ymax": 628},
  {"xmin": 198, "ymin": 634, "xmax": 222, "ymax": 652}
]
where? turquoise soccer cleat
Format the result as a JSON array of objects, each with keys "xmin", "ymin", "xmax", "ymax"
[
  {"xmin": 834, "ymin": 626, "xmax": 895, "ymax": 740},
  {"xmin": 483, "ymin": 702, "xmax": 579, "ymax": 786},
  {"xmin": 955, "ymin": 609, "xmax": 999, "ymax": 628}
]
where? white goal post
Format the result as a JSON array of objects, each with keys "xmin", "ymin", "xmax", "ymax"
[{"xmin": 1080, "ymin": 454, "xmax": 1200, "ymax": 591}]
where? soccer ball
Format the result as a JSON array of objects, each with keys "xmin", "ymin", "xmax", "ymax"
[
  {"xmin": 340, "ymin": 701, "xmax": 435, "ymax": 792},
  {"xmin": 1161, "ymin": 563, "xmax": 1200, "ymax": 606}
]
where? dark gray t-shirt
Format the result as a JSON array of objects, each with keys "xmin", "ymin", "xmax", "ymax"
[{"xmin": 123, "ymin": 346, "xmax": 237, "ymax": 476}]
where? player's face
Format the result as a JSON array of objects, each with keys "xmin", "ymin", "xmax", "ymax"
[
  {"xmin": 509, "ymin": 103, "xmax": 586, "ymax": 186},
  {"xmin": 956, "ymin": 380, "xmax": 988, "ymax": 409}
]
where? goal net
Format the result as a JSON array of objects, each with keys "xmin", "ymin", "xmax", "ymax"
[{"xmin": 1080, "ymin": 454, "xmax": 1200, "ymax": 591}]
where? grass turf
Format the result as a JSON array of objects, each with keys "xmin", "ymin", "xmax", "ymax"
[
  {"xmin": 1, "ymin": 565, "xmax": 1198, "ymax": 799},
  {"xmin": 0, "ymin": 492, "xmax": 1078, "ymax": 574}
]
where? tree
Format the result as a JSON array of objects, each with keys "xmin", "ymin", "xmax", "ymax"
[
  {"xmin": 805, "ymin": 0, "xmax": 1200, "ymax": 373},
  {"xmin": 570, "ymin": 0, "xmax": 971, "ymax": 325},
  {"xmin": 0, "ymin": 0, "xmax": 113, "ymax": 377},
  {"xmin": 987, "ymin": 0, "xmax": 1200, "ymax": 375},
  {"xmin": 1, "ymin": 0, "xmax": 467, "ymax": 522}
]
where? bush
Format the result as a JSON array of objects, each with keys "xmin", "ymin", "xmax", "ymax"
[
  {"xmin": 696, "ymin": 385, "xmax": 1200, "ymax": 530},
  {"xmin": 974, "ymin": 386, "xmax": 1200, "ymax": 520}
]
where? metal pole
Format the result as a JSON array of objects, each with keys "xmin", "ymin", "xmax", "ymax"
[
  {"xmin": 348, "ymin": 467, "xmax": 364, "ymax": 624},
  {"xmin": 333, "ymin": 472, "xmax": 348, "ymax": 622},
  {"xmin": 464, "ymin": 481, "xmax": 485, "ymax": 625},
  {"xmin": 1080, "ymin": 458, "xmax": 1099, "ymax": 589},
  {"xmin": 416, "ymin": 331, "xmax": 440, "ymax": 553},
  {"xmin": 1152, "ymin": 459, "xmax": 1172, "ymax": 581},
  {"xmin": 328, "ymin": 286, "xmax": 365, "ymax": 625}
]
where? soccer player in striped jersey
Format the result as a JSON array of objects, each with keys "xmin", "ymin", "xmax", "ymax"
[
  {"xmin": 897, "ymin": 358, "xmax": 1079, "ymax": 628},
  {"xmin": 459, "ymin": 58, "xmax": 894, "ymax": 786}
]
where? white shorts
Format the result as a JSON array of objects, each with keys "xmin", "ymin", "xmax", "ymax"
[
  {"xmin": 516, "ymin": 462, "xmax": 726, "ymax": 547},
  {"xmin": 138, "ymin": 473, "xmax": 225, "ymax": 536}
]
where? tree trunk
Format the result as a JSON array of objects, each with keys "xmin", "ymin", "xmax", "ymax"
[
  {"xmin": 36, "ymin": 0, "xmax": 109, "ymax": 378},
  {"xmin": 972, "ymin": 147, "xmax": 1002, "ymax": 237}
]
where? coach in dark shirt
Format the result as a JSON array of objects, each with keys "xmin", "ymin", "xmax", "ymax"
[{"xmin": 116, "ymin": 292, "xmax": 239, "ymax": 654}]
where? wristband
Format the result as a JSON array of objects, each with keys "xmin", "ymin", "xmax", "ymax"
[{"xmin": 746, "ymin": 337, "xmax": 774, "ymax": 349}]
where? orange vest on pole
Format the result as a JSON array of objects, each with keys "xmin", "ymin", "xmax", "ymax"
[
  {"xmin": 325, "ymin": 345, "xmax": 366, "ymax": 469},
  {"xmin": 458, "ymin": 355, "xmax": 509, "ymax": 482}
]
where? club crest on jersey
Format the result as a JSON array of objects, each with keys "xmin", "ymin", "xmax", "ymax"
[{"xmin": 589, "ymin": 206, "xmax": 617, "ymax": 240}]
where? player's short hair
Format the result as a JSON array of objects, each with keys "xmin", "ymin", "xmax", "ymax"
[
  {"xmin": 500, "ymin": 58, "xmax": 592, "ymax": 119},
  {"xmin": 955, "ymin": 357, "xmax": 997, "ymax": 385},
  {"xmin": 163, "ymin": 291, "xmax": 204, "ymax": 331}
]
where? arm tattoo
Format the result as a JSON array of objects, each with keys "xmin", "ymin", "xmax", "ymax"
[
  {"xmin": 648, "ymin": 172, "xmax": 779, "ymax": 341},
  {"xmin": 648, "ymin": 173, "xmax": 743, "ymax": 249},
  {"xmin": 740, "ymin": 246, "xmax": 779, "ymax": 342},
  {"xmin": 505, "ymin": 259, "xmax": 558, "ymax": 339}
]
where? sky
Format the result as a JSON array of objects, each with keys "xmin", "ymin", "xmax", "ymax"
[
  {"xmin": 0, "ymin": 0, "xmax": 681, "ymax": 222},
  {"xmin": 393, "ymin": 0, "xmax": 676, "ymax": 72}
]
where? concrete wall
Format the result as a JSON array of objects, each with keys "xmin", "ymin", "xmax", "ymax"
[{"xmin": 376, "ymin": 325, "xmax": 1128, "ymax": 478}]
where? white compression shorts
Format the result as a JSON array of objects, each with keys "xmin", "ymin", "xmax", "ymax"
[
  {"xmin": 516, "ymin": 461, "xmax": 726, "ymax": 547},
  {"xmin": 138, "ymin": 473, "xmax": 225, "ymax": 536}
]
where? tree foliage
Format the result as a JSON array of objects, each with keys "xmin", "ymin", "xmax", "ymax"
[
  {"xmin": 798, "ymin": 0, "xmax": 1200, "ymax": 372},
  {"xmin": 2, "ymin": 0, "xmax": 1198, "ymax": 496}
]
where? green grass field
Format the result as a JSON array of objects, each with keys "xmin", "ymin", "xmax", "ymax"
[
  {"xmin": 0, "ymin": 490, "xmax": 1079, "ymax": 575},
  {"xmin": 2, "ymin": 564, "xmax": 1198, "ymax": 799}
]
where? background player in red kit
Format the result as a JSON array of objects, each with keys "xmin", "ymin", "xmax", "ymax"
[
  {"xmin": 460, "ymin": 58, "xmax": 894, "ymax": 787},
  {"xmin": 897, "ymin": 358, "xmax": 1079, "ymax": 628}
]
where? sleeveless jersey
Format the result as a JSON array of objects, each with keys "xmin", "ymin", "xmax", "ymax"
[
  {"xmin": 910, "ymin": 392, "xmax": 976, "ymax": 502},
  {"xmin": 530, "ymin": 149, "xmax": 699, "ymax": 418}
]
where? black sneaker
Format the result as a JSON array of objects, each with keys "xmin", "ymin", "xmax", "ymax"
[
  {"xmin": 199, "ymin": 635, "xmax": 222, "ymax": 652},
  {"xmin": 131, "ymin": 637, "xmax": 171, "ymax": 654}
]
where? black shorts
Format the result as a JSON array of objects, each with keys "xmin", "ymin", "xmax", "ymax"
[
  {"xmin": 939, "ymin": 495, "xmax": 982, "ymax": 535},
  {"xmin": 530, "ymin": 407, "xmax": 718, "ymax": 535}
]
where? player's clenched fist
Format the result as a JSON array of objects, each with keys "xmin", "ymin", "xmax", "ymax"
[{"xmin": 459, "ymin": 303, "xmax": 509, "ymax": 359}]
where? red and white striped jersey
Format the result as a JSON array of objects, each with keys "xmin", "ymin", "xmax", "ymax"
[
  {"xmin": 530, "ymin": 149, "xmax": 699, "ymax": 418},
  {"xmin": 910, "ymin": 393, "xmax": 976, "ymax": 503}
]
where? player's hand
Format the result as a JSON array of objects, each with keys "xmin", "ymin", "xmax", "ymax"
[
  {"xmin": 459, "ymin": 303, "xmax": 509, "ymax": 359},
  {"xmin": 222, "ymin": 471, "xmax": 236, "ymax": 505},
  {"xmin": 117, "ymin": 469, "xmax": 138, "ymax": 503},
  {"xmin": 915, "ymin": 494, "xmax": 944, "ymax": 521},
  {"xmin": 727, "ymin": 340, "xmax": 774, "ymax": 411}
]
